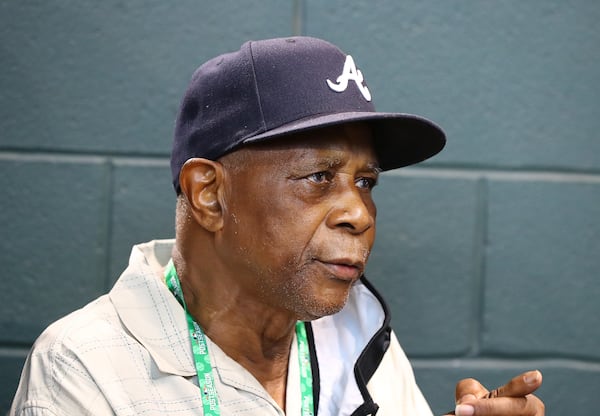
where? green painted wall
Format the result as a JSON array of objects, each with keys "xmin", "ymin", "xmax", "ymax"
[{"xmin": 1, "ymin": 1, "xmax": 599, "ymax": 414}]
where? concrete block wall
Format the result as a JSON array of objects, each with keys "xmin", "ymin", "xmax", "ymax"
[{"xmin": 1, "ymin": 1, "xmax": 598, "ymax": 414}]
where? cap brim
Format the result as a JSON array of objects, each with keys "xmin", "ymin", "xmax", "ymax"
[{"xmin": 242, "ymin": 111, "xmax": 445, "ymax": 171}]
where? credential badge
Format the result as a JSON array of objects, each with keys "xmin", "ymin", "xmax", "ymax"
[{"xmin": 326, "ymin": 55, "xmax": 372, "ymax": 102}]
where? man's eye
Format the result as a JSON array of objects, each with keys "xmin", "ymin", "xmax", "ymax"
[
  {"xmin": 307, "ymin": 171, "xmax": 331, "ymax": 184},
  {"xmin": 356, "ymin": 177, "xmax": 377, "ymax": 190}
]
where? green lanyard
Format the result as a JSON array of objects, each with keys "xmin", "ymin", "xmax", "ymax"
[{"xmin": 164, "ymin": 259, "xmax": 315, "ymax": 416}]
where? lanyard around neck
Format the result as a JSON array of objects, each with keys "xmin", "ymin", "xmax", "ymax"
[{"xmin": 164, "ymin": 259, "xmax": 315, "ymax": 416}]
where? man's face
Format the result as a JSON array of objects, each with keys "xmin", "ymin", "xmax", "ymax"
[{"xmin": 218, "ymin": 123, "xmax": 378, "ymax": 321}]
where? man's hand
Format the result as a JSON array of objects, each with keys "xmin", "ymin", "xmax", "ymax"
[{"xmin": 444, "ymin": 370, "xmax": 545, "ymax": 415}]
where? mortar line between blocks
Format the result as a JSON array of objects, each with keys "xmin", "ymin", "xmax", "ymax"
[
  {"xmin": 102, "ymin": 159, "xmax": 116, "ymax": 292},
  {"xmin": 292, "ymin": 0, "xmax": 304, "ymax": 36},
  {"xmin": 470, "ymin": 177, "xmax": 488, "ymax": 356}
]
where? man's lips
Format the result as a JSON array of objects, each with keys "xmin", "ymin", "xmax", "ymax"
[{"xmin": 316, "ymin": 258, "xmax": 364, "ymax": 281}]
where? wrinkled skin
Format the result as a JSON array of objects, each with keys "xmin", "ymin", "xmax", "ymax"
[{"xmin": 215, "ymin": 123, "xmax": 379, "ymax": 321}]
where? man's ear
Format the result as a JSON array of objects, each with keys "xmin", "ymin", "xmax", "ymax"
[{"xmin": 179, "ymin": 158, "xmax": 226, "ymax": 232}]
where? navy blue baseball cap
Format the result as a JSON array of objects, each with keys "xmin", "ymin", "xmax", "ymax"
[{"xmin": 171, "ymin": 36, "xmax": 445, "ymax": 193}]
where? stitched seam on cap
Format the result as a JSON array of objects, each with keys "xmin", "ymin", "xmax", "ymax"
[{"xmin": 247, "ymin": 41, "xmax": 267, "ymax": 133}]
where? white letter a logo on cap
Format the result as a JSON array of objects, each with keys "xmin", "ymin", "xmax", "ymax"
[{"xmin": 326, "ymin": 55, "xmax": 372, "ymax": 102}]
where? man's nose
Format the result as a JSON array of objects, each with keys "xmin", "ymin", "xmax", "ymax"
[{"xmin": 326, "ymin": 185, "xmax": 375, "ymax": 234}]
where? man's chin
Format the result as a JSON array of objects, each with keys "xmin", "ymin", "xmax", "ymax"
[{"xmin": 296, "ymin": 295, "xmax": 349, "ymax": 321}]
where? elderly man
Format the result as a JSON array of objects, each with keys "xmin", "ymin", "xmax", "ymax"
[{"xmin": 11, "ymin": 37, "xmax": 544, "ymax": 415}]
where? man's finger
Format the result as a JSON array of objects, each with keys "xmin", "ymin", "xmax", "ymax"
[
  {"xmin": 485, "ymin": 370, "xmax": 542, "ymax": 399},
  {"xmin": 455, "ymin": 370, "xmax": 542, "ymax": 403},
  {"xmin": 446, "ymin": 370, "xmax": 544, "ymax": 415},
  {"xmin": 455, "ymin": 394, "xmax": 545, "ymax": 416}
]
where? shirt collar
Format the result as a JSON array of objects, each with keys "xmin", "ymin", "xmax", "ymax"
[{"xmin": 109, "ymin": 239, "xmax": 196, "ymax": 376}]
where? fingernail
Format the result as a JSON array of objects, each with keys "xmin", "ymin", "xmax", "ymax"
[
  {"xmin": 455, "ymin": 404, "xmax": 475, "ymax": 416},
  {"xmin": 524, "ymin": 370, "xmax": 540, "ymax": 385}
]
